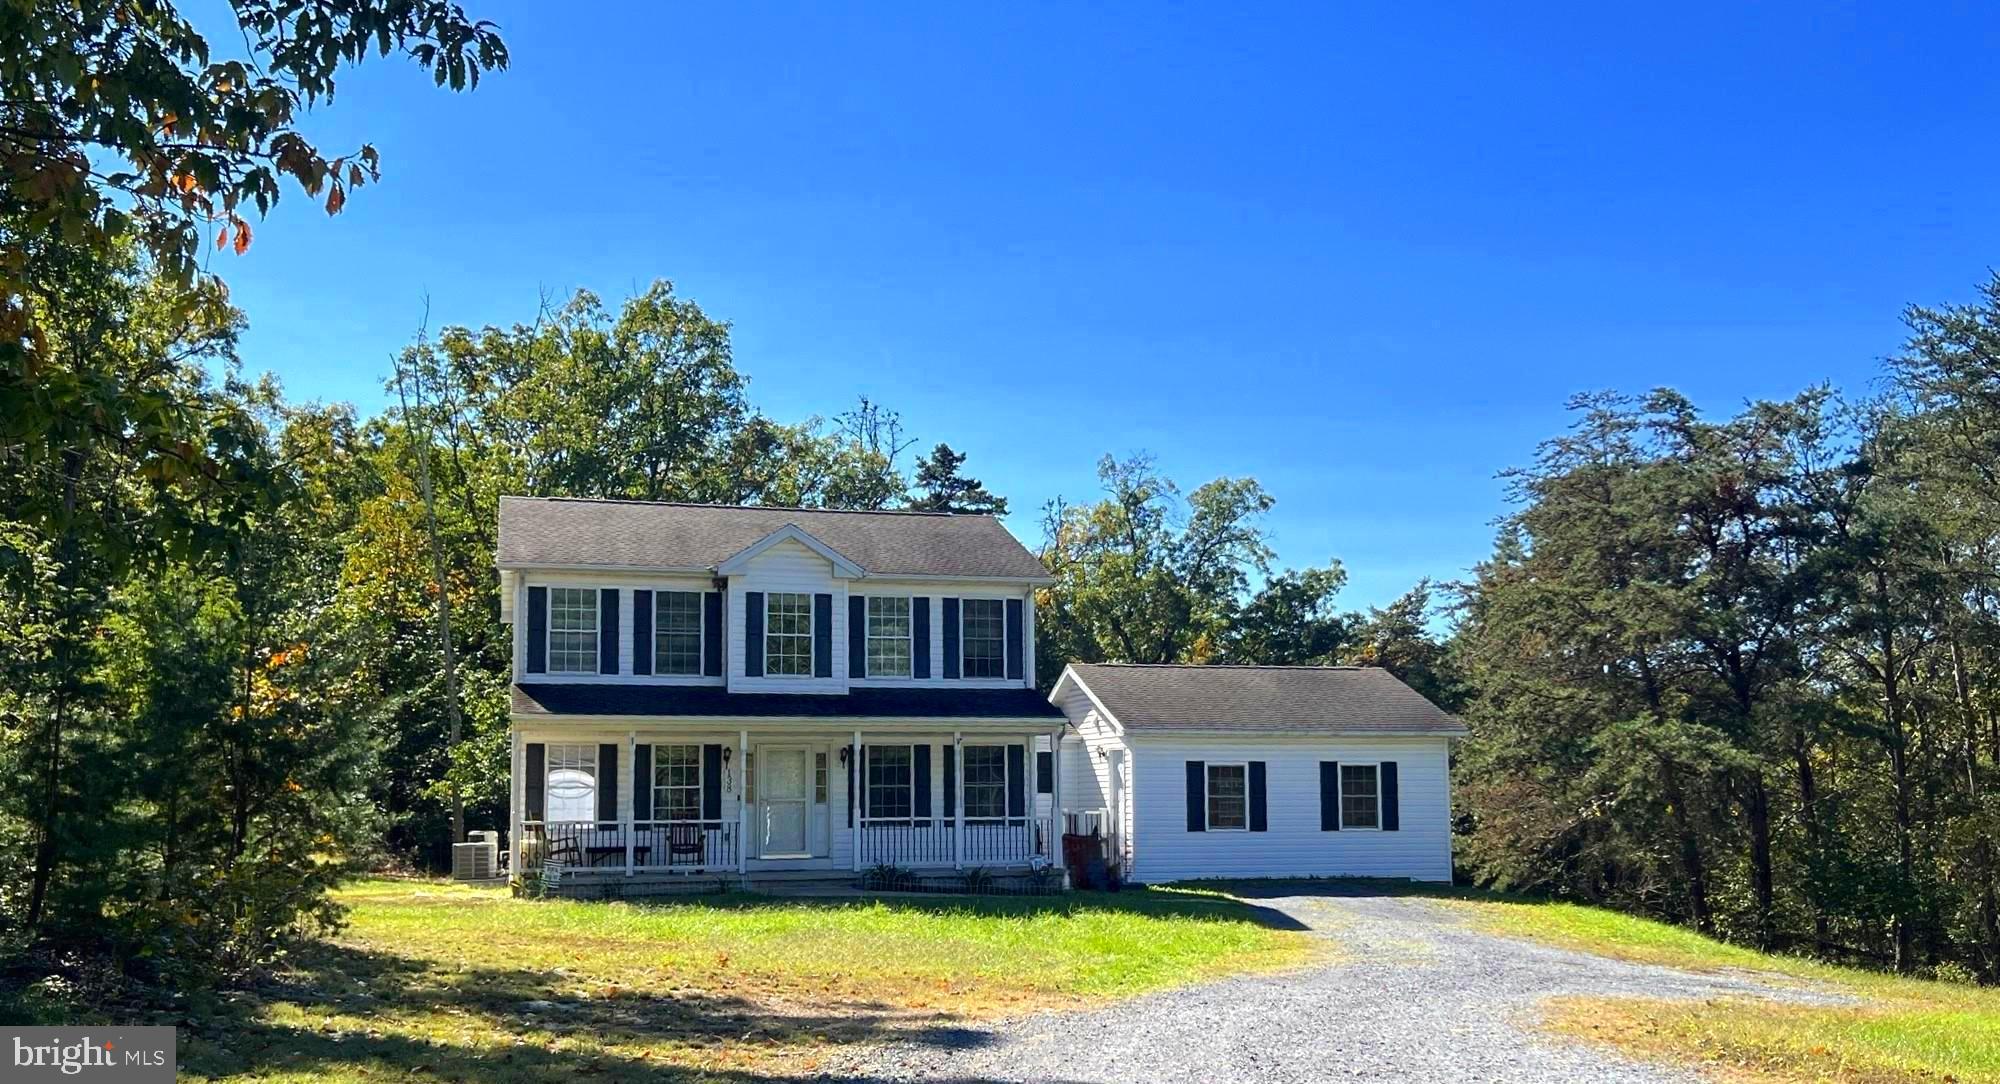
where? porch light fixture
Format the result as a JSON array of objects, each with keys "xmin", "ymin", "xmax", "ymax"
[
  {"xmin": 721, "ymin": 746, "xmax": 733, "ymax": 764},
  {"xmin": 838, "ymin": 746, "xmax": 850, "ymax": 766}
]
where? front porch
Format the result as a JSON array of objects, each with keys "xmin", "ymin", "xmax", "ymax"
[{"xmin": 512, "ymin": 724, "xmax": 1071, "ymax": 892}]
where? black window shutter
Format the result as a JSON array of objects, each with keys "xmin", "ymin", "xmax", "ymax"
[
  {"xmin": 814, "ymin": 593, "xmax": 833, "ymax": 677},
  {"xmin": 1037, "ymin": 750, "xmax": 1054, "ymax": 793},
  {"xmin": 1005, "ymin": 598, "xmax": 1024, "ymax": 680},
  {"xmin": 1320, "ymin": 761, "xmax": 1340, "ymax": 831},
  {"xmin": 632, "ymin": 744, "xmax": 653, "ymax": 820},
  {"xmin": 599, "ymin": 589, "xmax": 619, "ymax": 674},
  {"xmin": 849, "ymin": 595, "xmax": 867, "ymax": 678},
  {"xmin": 943, "ymin": 744, "xmax": 956, "ymax": 817},
  {"xmin": 846, "ymin": 746, "xmax": 856, "ymax": 826},
  {"xmin": 942, "ymin": 598, "xmax": 960, "ymax": 679},
  {"xmin": 1381, "ymin": 761, "xmax": 1400, "ymax": 831},
  {"xmin": 527, "ymin": 587, "xmax": 548, "ymax": 674},
  {"xmin": 744, "ymin": 591, "xmax": 764, "ymax": 676},
  {"xmin": 1186, "ymin": 761, "xmax": 1206, "ymax": 832},
  {"xmin": 525, "ymin": 743, "xmax": 546, "ymax": 819},
  {"xmin": 1006, "ymin": 743, "xmax": 1026, "ymax": 817},
  {"xmin": 632, "ymin": 590, "xmax": 653, "ymax": 676},
  {"xmin": 912, "ymin": 597, "xmax": 931, "ymax": 678},
  {"xmin": 913, "ymin": 744, "xmax": 931, "ymax": 825},
  {"xmin": 1249, "ymin": 761, "xmax": 1268, "ymax": 832},
  {"xmin": 597, "ymin": 742, "xmax": 618, "ymax": 822},
  {"xmin": 703, "ymin": 590, "xmax": 724, "ymax": 676},
  {"xmin": 703, "ymin": 744, "xmax": 723, "ymax": 820}
]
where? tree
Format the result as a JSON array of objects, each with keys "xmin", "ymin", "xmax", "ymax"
[
  {"xmin": 1217, "ymin": 564, "xmax": 1351, "ymax": 665},
  {"xmin": 0, "ymin": 0, "xmax": 506, "ymax": 327},
  {"xmin": 909, "ymin": 443, "xmax": 1009, "ymax": 515},
  {"xmin": 1034, "ymin": 455, "xmax": 1274, "ymax": 686}
]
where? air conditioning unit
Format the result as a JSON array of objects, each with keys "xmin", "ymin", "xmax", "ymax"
[
  {"xmin": 452, "ymin": 839, "xmax": 498, "ymax": 881},
  {"xmin": 468, "ymin": 830, "xmax": 500, "ymax": 846}
]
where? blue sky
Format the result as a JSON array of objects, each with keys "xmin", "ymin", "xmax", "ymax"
[{"xmin": 211, "ymin": 2, "xmax": 2000, "ymax": 612}]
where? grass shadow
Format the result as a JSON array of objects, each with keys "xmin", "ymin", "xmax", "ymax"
[{"xmin": 625, "ymin": 885, "xmax": 1314, "ymax": 933}]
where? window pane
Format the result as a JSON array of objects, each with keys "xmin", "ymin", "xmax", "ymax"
[
  {"xmin": 548, "ymin": 587, "xmax": 599, "ymax": 673},
  {"xmin": 867, "ymin": 746, "xmax": 912, "ymax": 819},
  {"xmin": 652, "ymin": 744, "xmax": 703, "ymax": 821},
  {"xmin": 545, "ymin": 744, "xmax": 598, "ymax": 821},
  {"xmin": 654, "ymin": 591, "xmax": 704, "ymax": 675},
  {"xmin": 964, "ymin": 745, "xmax": 1007, "ymax": 819},
  {"xmin": 962, "ymin": 598, "xmax": 1005, "ymax": 678},
  {"xmin": 866, "ymin": 596, "xmax": 912, "ymax": 678},
  {"xmin": 1207, "ymin": 764, "xmax": 1247, "ymax": 830},
  {"xmin": 766, "ymin": 593, "xmax": 813, "ymax": 676},
  {"xmin": 1341, "ymin": 764, "xmax": 1379, "ymax": 829}
]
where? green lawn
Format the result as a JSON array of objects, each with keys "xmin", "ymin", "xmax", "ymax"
[
  {"xmin": 1435, "ymin": 893, "xmax": 2000, "ymax": 1084},
  {"xmin": 73, "ymin": 877, "xmax": 1314, "ymax": 1083}
]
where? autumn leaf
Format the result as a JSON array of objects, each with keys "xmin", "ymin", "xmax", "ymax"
[
  {"xmin": 233, "ymin": 218, "xmax": 251, "ymax": 254},
  {"xmin": 215, "ymin": 224, "xmax": 228, "ymax": 249},
  {"xmin": 325, "ymin": 182, "xmax": 345, "ymax": 214}
]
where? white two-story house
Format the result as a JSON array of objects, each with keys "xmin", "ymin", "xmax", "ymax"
[{"xmin": 499, "ymin": 496, "xmax": 1068, "ymax": 891}]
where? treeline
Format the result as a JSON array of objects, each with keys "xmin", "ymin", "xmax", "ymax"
[
  {"xmin": 1451, "ymin": 278, "xmax": 2000, "ymax": 980},
  {"xmin": 0, "ymin": 254, "xmax": 1010, "ymax": 983}
]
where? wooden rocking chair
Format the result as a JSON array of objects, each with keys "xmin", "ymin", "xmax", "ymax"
[{"xmin": 667, "ymin": 822, "xmax": 706, "ymax": 867}]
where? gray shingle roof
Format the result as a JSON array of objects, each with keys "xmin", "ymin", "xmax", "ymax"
[
  {"xmin": 1062, "ymin": 663, "xmax": 1467, "ymax": 735},
  {"xmin": 513, "ymin": 684, "xmax": 1063, "ymax": 720},
  {"xmin": 497, "ymin": 496, "xmax": 1049, "ymax": 580}
]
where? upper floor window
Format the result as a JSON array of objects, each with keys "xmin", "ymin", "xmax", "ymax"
[
  {"xmin": 548, "ymin": 587, "xmax": 599, "ymax": 673},
  {"xmin": 766, "ymin": 592, "xmax": 813, "ymax": 676},
  {"xmin": 961, "ymin": 598, "xmax": 1004, "ymax": 678},
  {"xmin": 866, "ymin": 596, "xmax": 912, "ymax": 678},
  {"xmin": 654, "ymin": 591, "xmax": 704, "ymax": 675},
  {"xmin": 652, "ymin": 743, "xmax": 702, "ymax": 821},
  {"xmin": 963, "ymin": 744, "xmax": 1009, "ymax": 820},
  {"xmin": 544, "ymin": 744, "xmax": 598, "ymax": 822}
]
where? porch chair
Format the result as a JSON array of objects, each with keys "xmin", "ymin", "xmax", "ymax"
[{"xmin": 667, "ymin": 822, "xmax": 706, "ymax": 867}]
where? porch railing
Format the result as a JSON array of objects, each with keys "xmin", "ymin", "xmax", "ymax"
[
  {"xmin": 859, "ymin": 815, "xmax": 1055, "ymax": 868},
  {"xmin": 523, "ymin": 819, "xmax": 736, "ymax": 872}
]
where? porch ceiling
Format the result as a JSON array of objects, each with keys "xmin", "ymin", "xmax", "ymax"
[{"xmin": 511, "ymin": 683, "xmax": 1063, "ymax": 722}]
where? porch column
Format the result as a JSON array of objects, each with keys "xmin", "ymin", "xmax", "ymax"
[
  {"xmin": 737, "ymin": 728, "xmax": 749, "ymax": 874},
  {"xmin": 624, "ymin": 730, "xmax": 637, "ymax": 876},
  {"xmin": 952, "ymin": 731, "xmax": 964, "ymax": 870},
  {"xmin": 1050, "ymin": 729, "xmax": 1065, "ymax": 877},
  {"xmin": 851, "ymin": 729, "xmax": 863, "ymax": 872},
  {"xmin": 1025, "ymin": 733, "xmax": 1036, "ymax": 857},
  {"xmin": 509, "ymin": 729, "xmax": 522, "ymax": 883}
]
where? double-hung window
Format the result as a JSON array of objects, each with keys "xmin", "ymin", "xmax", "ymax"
[
  {"xmin": 765, "ymin": 592, "xmax": 813, "ymax": 676},
  {"xmin": 654, "ymin": 591, "xmax": 704, "ymax": 675},
  {"xmin": 962, "ymin": 745, "xmax": 1009, "ymax": 820},
  {"xmin": 961, "ymin": 598, "xmax": 1004, "ymax": 678},
  {"xmin": 651, "ymin": 744, "xmax": 702, "ymax": 822},
  {"xmin": 544, "ymin": 744, "xmax": 598, "ymax": 822},
  {"xmin": 866, "ymin": 596, "xmax": 912, "ymax": 678},
  {"xmin": 866, "ymin": 746, "xmax": 912, "ymax": 820},
  {"xmin": 1206, "ymin": 763, "xmax": 1248, "ymax": 830},
  {"xmin": 548, "ymin": 588, "xmax": 599, "ymax": 673},
  {"xmin": 1340, "ymin": 764, "xmax": 1381, "ymax": 829}
]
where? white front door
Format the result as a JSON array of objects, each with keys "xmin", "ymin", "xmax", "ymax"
[{"xmin": 758, "ymin": 746, "xmax": 810, "ymax": 857}]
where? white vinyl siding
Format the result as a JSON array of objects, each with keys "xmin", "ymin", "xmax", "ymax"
[
  {"xmin": 547, "ymin": 588, "xmax": 598, "ymax": 674},
  {"xmin": 866, "ymin": 596, "xmax": 912, "ymax": 678},
  {"xmin": 1129, "ymin": 736, "xmax": 1453, "ymax": 883}
]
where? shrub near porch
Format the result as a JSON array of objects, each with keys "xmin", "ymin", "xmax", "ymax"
[{"xmin": 170, "ymin": 877, "xmax": 1314, "ymax": 1083}]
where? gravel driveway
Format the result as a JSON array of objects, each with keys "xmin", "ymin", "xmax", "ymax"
[{"xmin": 830, "ymin": 886, "xmax": 1845, "ymax": 1083}]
